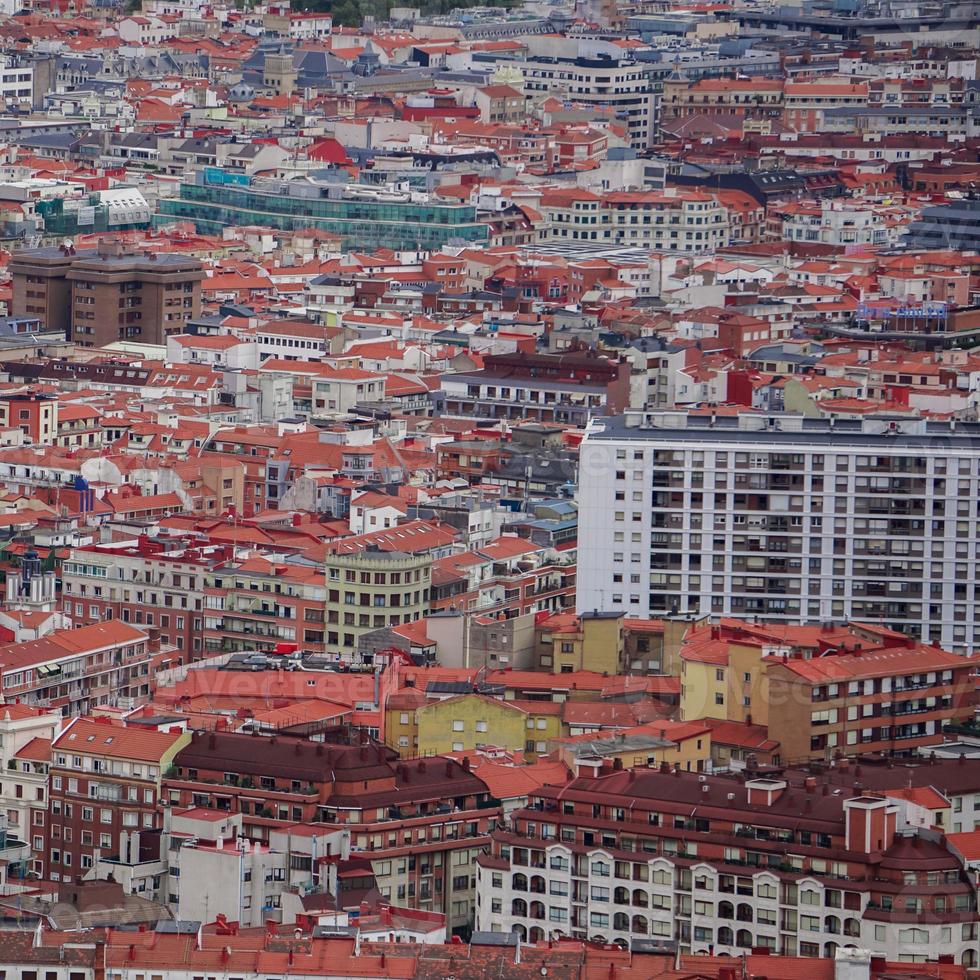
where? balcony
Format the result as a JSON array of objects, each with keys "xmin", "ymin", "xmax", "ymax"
[{"xmin": 216, "ymin": 620, "xmax": 284, "ymax": 640}]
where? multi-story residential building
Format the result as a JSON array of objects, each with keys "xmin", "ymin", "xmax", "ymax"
[
  {"xmin": 427, "ymin": 537, "xmax": 575, "ymax": 625},
  {"xmin": 45, "ymin": 718, "xmax": 190, "ymax": 883},
  {"xmin": 781, "ymin": 756, "xmax": 980, "ymax": 837},
  {"xmin": 159, "ymin": 172, "xmax": 490, "ymax": 252},
  {"xmin": 678, "ymin": 618, "xmax": 975, "ymax": 760},
  {"xmin": 0, "ymin": 705, "xmax": 59, "ymax": 870},
  {"xmin": 257, "ymin": 320, "xmax": 345, "ymax": 361},
  {"xmin": 311, "ymin": 369, "xmax": 386, "ymax": 419},
  {"xmin": 518, "ymin": 56, "xmax": 657, "ymax": 148},
  {"xmin": 323, "ymin": 546, "xmax": 431, "ymax": 659},
  {"xmin": 162, "ymin": 731, "xmax": 498, "ymax": 934},
  {"xmin": 411, "ymin": 693, "xmax": 562, "ymax": 759},
  {"xmin": 10, "ymin": 242, "xmax": 203, "ymax": 348},
  {"xmin": 0, "ymin": 57, "xmax": 33, "ymax": 106},
  {"xmin": 440, "ymin": 350, "xmax": 631, "ymax": 424},
  {"xmin": 578, "ymin": 411, "xmax": 980, "ymax": 653},
  {"xmin": 202, "ymin": 555, "xmax": 327, "ymax": 658},
  {"xmin": 164, "ymin": 808, "xmax": 349, "ymax": 927},
  {"xmin": 777, "ymin": 200, "xmax": 910, "ymax": 248},
  {"xmin": 661, "ymin": 76, "xmax": 783, "ymax": 122},
  {"xmin": 538, "ymin": 188, "xmax": 729, "ymax": 254},
  {"xmin": 0, "ymin": 620, "xmax": 162, "ymax": 715},
  {"xmin": 0, "ymin": 390, "xmax": 57, "ymax": 445},
  {"xmin": 55, "ymin": 403, "xmax": 103, "ymax": 449},
  {"xmin": 475, "ymin": 765, "xmax": 980, "ymax": 962},
  {"xmin": 767, "ymin": 641, "xmax": 974, "ymax": 762},
  {"xmin": 62, "ymin": 538, "xmax": 225, "ymax": 661}
]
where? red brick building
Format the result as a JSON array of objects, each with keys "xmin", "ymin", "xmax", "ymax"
[
  {"xmin": 45, "ymin": 719, "xmax": 189, "ymax": 882},
  {"xmin": 163, "ymin": 731, "xmax": 499, "ymax": 934}
]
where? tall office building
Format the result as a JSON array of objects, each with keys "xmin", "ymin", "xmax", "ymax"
[{"xmin": 577, "ymin": 411, "xmax": 980, "ymax": 654}]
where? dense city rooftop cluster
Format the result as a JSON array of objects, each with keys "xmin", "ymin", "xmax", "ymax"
[{"xmin": 0, "ymin": 0, "xmax": 972, "ymax": 970}]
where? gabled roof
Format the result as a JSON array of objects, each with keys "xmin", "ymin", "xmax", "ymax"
[{"xmin": 53, "ymin": 718, "xmax": 184, "ymax": 763}]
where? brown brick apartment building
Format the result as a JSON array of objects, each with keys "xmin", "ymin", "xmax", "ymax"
[
  {"xmin": 10, "ymin": 242, "xmax": 204, "ymax": 347},
  {"xmin": 163, "ymin": 731, "xmax": 499, "ymax": 934},
  {"xmin": 45, "ymin": 719, "xmax": 190, "ymax": 882}
]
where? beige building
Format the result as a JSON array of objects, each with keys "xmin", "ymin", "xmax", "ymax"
[{"xmin": 324, "ymin": 546, "xmax": 431, "ymax": 658}]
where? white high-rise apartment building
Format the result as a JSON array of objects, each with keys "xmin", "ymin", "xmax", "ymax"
[{"xmin": 577, "ymin": 410, "xmax": 980, "ymax": 654}]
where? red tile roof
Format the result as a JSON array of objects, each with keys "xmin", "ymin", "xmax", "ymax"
[
  {"xmin": 53, "ymin": 717, "xmax": 185, "ymax": 763},
  {"xmin": 773, "ymin": 643, "xmax": 972, "ymax": 683}
]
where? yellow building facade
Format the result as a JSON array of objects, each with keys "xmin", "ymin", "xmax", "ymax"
[
  {"xmin": 415, "ymin": 694, "xmax": 561, "ymax": 759},
  {"xmin": 680, "ymin": 640, "xmax": 768, "ymax": 724}
]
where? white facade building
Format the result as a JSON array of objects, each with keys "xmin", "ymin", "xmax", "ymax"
[
  {"xmin": 577, "ymin": 410, "xmax": 980, "ymax": 653},
  {"xmin": 474, "ymin": 844, "xmax": 977, "ymax": 962},
  {"xmin": 165, "ymin": 809, "xmax": 349, "ymax": 928}
]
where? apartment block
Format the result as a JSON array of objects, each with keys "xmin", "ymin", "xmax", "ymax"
[
  {"xmin": 577, "ymin": 411, "xmax": 980, "ymax": 653},
  {"xmin": 202, "ymin": 555, "xmax": 327, "ymax": 658},
  {"xmin": 678, "ymin": 619, "xmax": 974, "ymax": 760},
  {"xmin": 10, "ymin": 242, "xmax": 203, "ymax": 347},
  {"xmin": 164, "ymin": 809, "xmax": 348, "ymax": 927},
  {"xmin": 0, "ymin": 620, "xmax": 162, "ymax": 715},
  {"xmin": 518, "ymin": 57, "xmax": 657, "ymax": 148},
  {"xmin": 62, "ymin": 538, "xmax": 223, "ymax": 661},
  {"xmin": 162, "ymin": 731, "xmax": 498, "ymax": 934},
  {"xmin": 0, "ymin": 390, "xmax": 57, "ymax": 445},
  {"xmin": 46, "ymin": 718, "xmax": 190, "ymax": 883},
  {"xmin": 440, "ymin": 350, "xmax": 631, "ymax": 424},
  {"xmin": 323, "ymin": 546, "xmax": 431, "ymax": 659},
  {"xmin": 767, "ymin": 642, "xmax": 974, "ymax": 761},
  {"xmin": 539, "ymin": 188, "xmax": 729, "ymax": 253},
  {"xmin": 0, "ymin": 705, "xmax": 58, "ymax": 872},
  {"xmin": 475, "ymin": 766, "xmax": 979, "ymax": 962}
]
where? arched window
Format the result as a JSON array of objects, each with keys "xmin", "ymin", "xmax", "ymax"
[
  {"xmin": 512, "ymin": 872, "xmax": 528, "ymax": 891},
  {"xmin": 719, "ymin": 901, "xmax": 734, "ymax": 920},
  {"xmin": 613, "ymin": 912, "xmax": 629, "ymax": 931},
  {"xmin": 718, "ymin": 926, "xmax": 734, "ymax": 946},
  {"xmin": 512, "ymin": 898, "xmax": 527, "ymax": 917},
  {"xmin": 737, "ymin": 903, "xmax": 753, "ymax": 922},
  {"xmin": 825, "ymin": 915, "xmax": 841, "ymax": 935},
  {"xmin": 632, "ymin": 915, "xmax": 648, "ymax": 935},
  {"xmin": 736, "ymin": 929, "xmax": 752, "ymax": 949},
  {"xmin": 632, "ymin": 889, "xmax": 649, "ymax": 907},
  {"xmin": 529, "ymin": 901, "xmax": 545, "ymax": 920}
]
